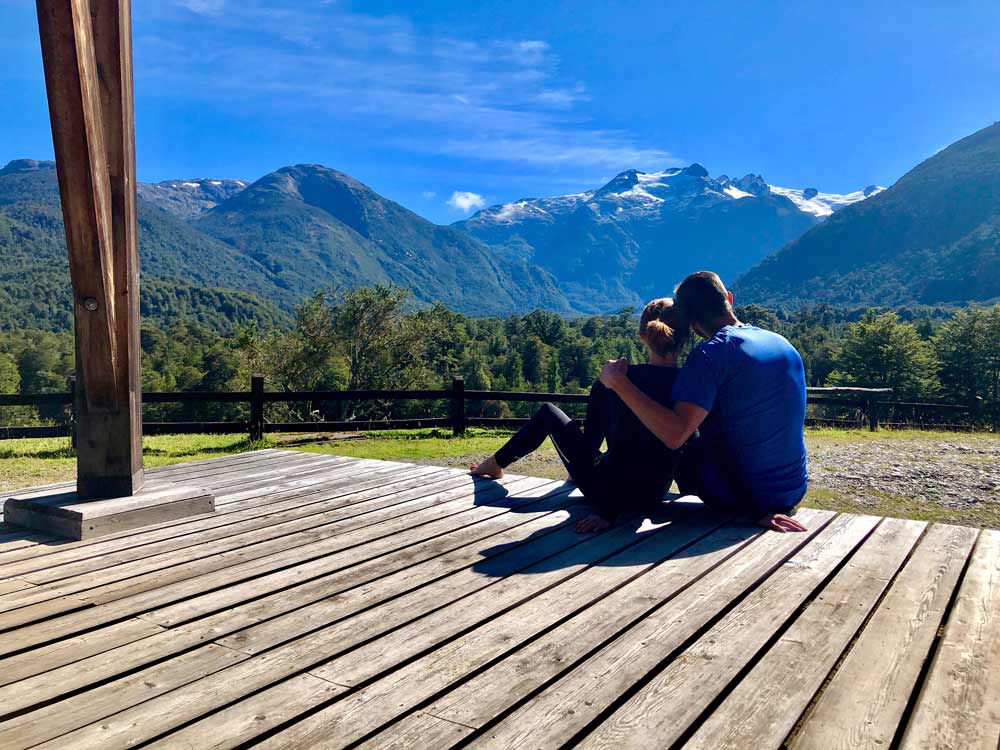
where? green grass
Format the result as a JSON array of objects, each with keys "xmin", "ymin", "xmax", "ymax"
[
  {"xmin": 290, "ymin": 428, "xmax": 515, "ymax": 462},
  {"xmin": 804, "ymin": 426, "xmax": 997, "ymax": 444},
  {"xmin": 2, "ymin": 427, "xmax": 997, "ymax": 529},
  {"xmin": 799, "ymin": 486, "xmax": 994, "ymax": 526},
  {"xmin": 0, "ymin": 434, "xmax": 262, "ymax": 492}
]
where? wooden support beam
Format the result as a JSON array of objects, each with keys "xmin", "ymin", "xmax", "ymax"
[
  {"xmin": 36, "ymin": 0, "xmax": 119, "ymax": 412},
  {"xmin": 37, "ymin": 0, "xmax": 143, "ymax": 498}
]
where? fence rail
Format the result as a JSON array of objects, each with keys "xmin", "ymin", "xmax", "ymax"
[{"xmin": 0, "ymin": 374, "xmax": 986, "ymax": 442}]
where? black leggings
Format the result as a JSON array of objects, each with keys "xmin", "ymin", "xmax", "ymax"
[{"xmin": 494, "ymin": 401, "xmax": 646, "ymax": 520}]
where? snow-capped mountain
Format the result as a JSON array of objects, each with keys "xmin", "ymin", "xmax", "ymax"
[
  {"xmin": 455, "ymin": 165, "xmax": 885, "ymax": 312},
  {"xmin": 468, "ymin": 165, "xmax": 882, "ymax": 227},
  {"xmin": 138, "ymin": 177, "xmax": 249, "ymax": 219},
  {"xmin": 766, "ymin": 184, "xmax": 885, "ymax": 218}
]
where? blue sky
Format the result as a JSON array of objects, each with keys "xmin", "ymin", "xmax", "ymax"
[{"xmin": 2, "ymin": 0, "xmax": 999, "ymax": 223}]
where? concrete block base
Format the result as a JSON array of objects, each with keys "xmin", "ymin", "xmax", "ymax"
[{"xmin": 2, "ymin": 485, "xmax": 215, "ymax": 540}]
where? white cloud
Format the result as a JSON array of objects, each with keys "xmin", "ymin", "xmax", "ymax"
[
  {"xmin": 447, "ymin": 191, "xmax": 487, "ymax": 213},
  {"xmin": 421, "ymin": 190, "xmax": 437, "ymax": 199},
  {"xmin": 137, "ymin": 3, "xmax": 673, "ymax": 174},
  {"xmin": 536, "ymin": 85, "xmax": 589, "ymax": 109},
  {"xmin": 176, "ymin": 0, "xmax": 224, "ymax": 14}
]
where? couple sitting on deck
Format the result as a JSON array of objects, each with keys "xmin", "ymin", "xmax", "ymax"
[{"xmin": 472, "ymin": 271, "xmax": 809, "ymax": 535}]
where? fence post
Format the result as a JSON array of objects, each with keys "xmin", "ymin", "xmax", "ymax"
[
  {"xmin": 451, "ymin": 376, "xmax": 466, "ymax": 437},
  {"xmin": 866, "ymin": 395, "xmax": 880, "ymax": 432},
  {"xmin": 972, "ymin": 396, "xmax": 984, "ymax": 426},
  {"xmin": 250, "ymin": 373, "xmax": 265, "ymax": 442},
  {"xmin": 66, "ymin": 374, "xmax": 77, "ymax": 448}
]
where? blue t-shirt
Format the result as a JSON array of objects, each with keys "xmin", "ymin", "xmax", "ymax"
[{"xmin": 672, "ymin": 325, "xmax": 808, "ymax": 511}]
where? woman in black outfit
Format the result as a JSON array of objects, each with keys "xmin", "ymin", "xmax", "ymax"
[{"xmin": 471, "ymin": 298, "xmax": 688, "ymax": 532}]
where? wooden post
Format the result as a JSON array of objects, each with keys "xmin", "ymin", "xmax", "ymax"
[
  {"xmin": 36, "ymin": 0, "xmax": 143, "ymax": 498},
  {"xmin": 866, "ymin": 395, "xmax": 880, "ymax": 432},
  {"xmin": 250, "ymin": 374, "xmax": 265, "ymax": 443},
  {"xmin": 8, "ymin": 0, "xmax": 216, "ymax": 538},
  {"xmin": 451, "ymin": 376, "xmax": 466, "ymax": 438}
]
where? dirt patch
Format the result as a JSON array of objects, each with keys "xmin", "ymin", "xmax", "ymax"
[{"xmin": 806, "ymin": 434, "xmax": 1000, "ymax": 522}]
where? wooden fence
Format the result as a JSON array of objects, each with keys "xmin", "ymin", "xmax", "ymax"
[{"xmin": 0, "ymin": 375, "xmax": 985, "ymax": 441}]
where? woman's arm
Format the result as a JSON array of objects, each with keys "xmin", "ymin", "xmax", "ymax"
[{"xmin": 599, "ymin": 359, "xmax": 707, "ymax": 450}]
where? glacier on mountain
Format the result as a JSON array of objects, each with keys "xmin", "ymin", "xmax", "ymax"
[{"xmin": 465, "ymin": 164, "xmax": 883, "ymax": 227}]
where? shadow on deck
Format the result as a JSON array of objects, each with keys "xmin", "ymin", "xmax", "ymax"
[{"xmin": 0, "ymin": 449, "xmax": 994, "ymax": 749}]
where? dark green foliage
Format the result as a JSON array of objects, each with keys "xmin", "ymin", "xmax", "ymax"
[
  {"xmin": 934, "ymin": 306, "xmax": 1000, "ymax": 425},
  {"xmin": 2, "ymin": 287, "xmax": 998, "ymax": 428},
  {"xmin": 736, "ymin": 120, "xmax": 1000, "ymax": 307},
  {"xmin": 0, "ymin": 160, "xmax": 569, "ymax": 335},
  {"xmin": 829, "ymin": 311, "xmax": 939, "ymax": 398}
]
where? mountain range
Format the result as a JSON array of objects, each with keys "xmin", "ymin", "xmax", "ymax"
[
  {"xmin": 0, "ymin": 159, "xmax": 569, "ymax": 331},
  {"xmin": 735, "ymin": 120, "xmax": 1000, "ymax": 307},
  {"xmin": 2, "ymin": 119, "xmax": 997, "ymax": 332},
  {"xmin": 455, "ymin": 165, "xmax": 882, "ymax": 312}
]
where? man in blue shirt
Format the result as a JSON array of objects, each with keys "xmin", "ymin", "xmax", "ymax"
[{"xmin": 600, "ymin": 271, "xmax": 809, "ymax": 532}]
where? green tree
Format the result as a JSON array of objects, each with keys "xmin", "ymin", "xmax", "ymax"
[
  {"xmin": 735, "ymin": 304, "xmax": 780, "ymax": 331},
  {"xmin": 936, "ymin": 305, "xmax": 1000, "ymax": 424},
  {"xmin": 831, "ymin": 311, "xmax": 938, "ymax": 398},
  {"xmin": 502, "ymin": 351, "xmax": 525, "ymax": 391},
  {"xmin": 545, "ymin": 353, "xmax": 562, "ymax": 393},
  {"xmin": 521, "ymin": 337, "xmax": 547, "ymax": 385}
]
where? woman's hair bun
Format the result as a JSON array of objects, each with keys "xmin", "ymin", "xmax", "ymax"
[
  {"xmin": 644, "ymin": 319, "xmax": 676, "ymax": 356},
  {"xmin": 639, "ymin": 297, "xmax": 689, "ymax": 356}
]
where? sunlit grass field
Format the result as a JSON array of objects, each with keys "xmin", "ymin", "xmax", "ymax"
[{"xmin": 2, "ymin": 427, "xmax": 997, "ymax": 527}]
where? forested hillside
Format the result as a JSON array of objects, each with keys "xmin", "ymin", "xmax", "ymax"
[
  {"xmin": 736, "ymin": 120, "xmax": 1000, "ymax": 306},
  {"xmin": 0, "ymin": 160, "xmax": 290, "ymax": 331},
  {"xmin": 0, "ymin": 159, "xmax": 570, "ymax": 331},
  {"xmin": 193, "ymin": 164, "xmax": 571, "ymax": 316}
]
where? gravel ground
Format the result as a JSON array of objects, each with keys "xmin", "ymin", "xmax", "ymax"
[
  {"xmin": 413, "ymin": 431, "xmax": 1000, "ymax": 528},
  {"xmin": 805, "ymin": 433, "xmax": 1000, "ymax": 519}
]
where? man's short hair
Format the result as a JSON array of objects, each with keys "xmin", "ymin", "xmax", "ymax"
[{"xmin": 674, "ymin": 271, "xmax": 730, "ymax": 328}]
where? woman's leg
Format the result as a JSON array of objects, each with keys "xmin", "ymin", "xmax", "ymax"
[
  {"xmin": 474, "ymin": 402, "xmax": 599, "ymax": 483},
  {"xmin": 475, "ymin": 403, "xmax": 612, "ymax": 532},
  {"xmin": 495, "ymin": 403, "xmax": 594, "ymax": 470}
]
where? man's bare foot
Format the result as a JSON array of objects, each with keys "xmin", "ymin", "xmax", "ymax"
[
  {"xmin": 470, "ymin": 455, "xmax": 504, "ymax": 479},
  {"xmin": 575, "ymin": 514, "xmax": 612, "ymax": 533}
]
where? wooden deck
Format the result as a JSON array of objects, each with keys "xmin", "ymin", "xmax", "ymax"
[{"xmin": 0, "ymin": 449, "xmax": 997, "ymax": 750}]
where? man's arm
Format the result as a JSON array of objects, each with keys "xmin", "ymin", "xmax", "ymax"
[{"xmin": 599, "ymin": 359, "xmax": 707, "ymax": 450}]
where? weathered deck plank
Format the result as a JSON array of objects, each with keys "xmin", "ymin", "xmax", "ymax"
[
  {"xmin": 0, "ymin": 481, "xmax": 575, "ymax": 708},
  {"xmin": 899, "ymin": 528, "xmax": 1000, "ymax": 750},
  {"xmin": 681, "ymin": 517, "xmax": 926, "ymax": 750},
  {"xmin": 572, "ymin": 513, "xmax": 880, "ymax": 750},
  {"xmin": 395, "ymin": 508, "xmax": 833, "ymax": 745},
  {"xmin": 790, "ymin": 522, "xmax": 978, "ymax": 750},
  {"xmin": 0, "ymin": 449, "xmax": 997, "ymax": 750}
]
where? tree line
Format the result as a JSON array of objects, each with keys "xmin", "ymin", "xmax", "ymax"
[{"xmin": 1, "ymin": 285, "xmax": 998, "ymax": 429}]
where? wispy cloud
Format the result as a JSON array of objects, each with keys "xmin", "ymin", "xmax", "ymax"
[
  {"xmin": 175, "ymin": 0, "xmax": 224, "ymax": 14},
  {"xmin": 421, "ymin": 190, "xmax": 437, "ymax": 199},
  {"xmin": 446, "ymin": 191, "xmax": 487, "ymax": 213},
  {"xmin": 140, "ymin": 1, "xmax": 672, "ymax": 174}
]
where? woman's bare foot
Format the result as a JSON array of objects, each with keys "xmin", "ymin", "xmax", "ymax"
[
  {"xmin": 470, "ymin": 455, "xmax": 504, "ymax": 479},
  {"xmin": 575, "ymin": 514, "xmax": 612, "ymax": 533}
]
